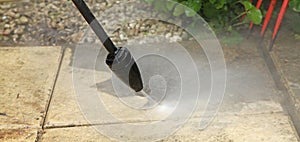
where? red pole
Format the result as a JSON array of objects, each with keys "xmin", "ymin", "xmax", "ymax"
[
  {"xmin": 269, "ymin": 0, "xmax": 289, "ymax": 51},
  {"xmin": 260, "ymin": 0, "xmax": 277, "ymax": 36}
]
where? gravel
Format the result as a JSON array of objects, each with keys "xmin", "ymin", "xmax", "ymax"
[{"xmin": 0, "ymin": 0, "xmax": 189, "ymax": 46}]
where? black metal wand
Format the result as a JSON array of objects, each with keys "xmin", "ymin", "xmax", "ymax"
[{"xmin": 72, "ymin": 0, "xmax": 144, "ymax": 92}]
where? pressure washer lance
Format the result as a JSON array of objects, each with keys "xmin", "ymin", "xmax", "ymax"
[{"xmin": 72, "ymin": 0, "xmax": 146, "ymax": 96}]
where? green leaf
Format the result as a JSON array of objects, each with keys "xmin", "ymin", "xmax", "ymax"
[
  {"xmin": 185, "ymin": 0, "xmax": 202, "ymax": 17},
  {"xmin": 290, "ymin": 0, "xmax": 300, "ymax": 12},
  {"xmin": 173, "ymin": 4, "xmax": 185, "ymax": 16},
  {"xmin": 203, "ymin": 2, "xmax": 219, "ymax": 18},
  {"xmin": 295, "ymin": 34, "xmax": 300, "ymax": 40},
  {"xmin": 191, "ymin": 0, "xmax": 202, "ymax": 11},
  {"xmin": 248, "ymin": 8, "xmax": 262, "ymax": 24},
  {"xmin": 242, "ymin": 1, "xmax": 254, "ymax": 11},
  {"xmin": 223, "ymin": 5, "xmax": 228, "ymax": 11},
  {"xmin": 209, "ymin": 0, "xmax": 216, "ymax": 4},
  {"xmin": 215, "ymin": 0, "xmax": 225, "ymax": 9}
]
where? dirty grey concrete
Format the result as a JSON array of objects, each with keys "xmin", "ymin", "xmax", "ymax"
[
  {"xmin": 0, "ymin": 47, "xmax": 61, "ymax": 141},
  {"xmin": 41, "ymin": 39, "xmax": 299, "ymax": 141}
]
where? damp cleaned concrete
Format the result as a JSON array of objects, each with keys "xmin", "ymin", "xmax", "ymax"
[{"xmin": 0, "ymin": 39, "xmax": 299, "ymax": 141}]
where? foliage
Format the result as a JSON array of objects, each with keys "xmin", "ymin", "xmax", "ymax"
[
  {"xmin": 290, "ymin": 0, "xmax": 300, "ymax": 12},
  {"xmin": 143, "ymin": 0, "xmax": 263, "ymax": 33}
]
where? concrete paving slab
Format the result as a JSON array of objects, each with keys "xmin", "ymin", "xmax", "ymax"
[
  {"xmin": 41, "ymin": 111, "xmax": 298, "ymax": 142},
  {"xmin": 43, "ymin": 46, "xmax": 192, "ymax": 126},
  {"xmin": 46, "ymin": 40, "xmax": 283, "ymax": 124},
  {"xmin": 0, "ymin": 47, "xmax": 61, "ymax": 142},
  {"xmin": 44, "ymin": 40, "xmax": 299, "ymax": 141},
  {"xmin": 45, "ymin": 48, "xmax": 154, "ymax": 126},
  {"xmin": 41, "ymin": 126, "xmax": 111, "ymax": 142},
  {"xmin": 44, "ymin": 48, "xmax": 93, "ymax": 126},
  {"xmin": 263, "ymin": 38, "xmax": 300, "ymax": 133},
  {"xmin": 163, "ymin": 113, "xmax": 298, "ymax": 142},
  {"xmin": 0, "ymin": 47, "xmax": 61, "ymax": 128},
  {"xmin": 0, "ymin": 128, "xmax": 37, "ymax": 142}
]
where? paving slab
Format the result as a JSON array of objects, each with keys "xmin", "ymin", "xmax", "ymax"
[
  {"xmin": 41, "ymin": 109, "xmax": 297, "ymax": 142},
  {"xmin": 0, "ymin": 47, "xmax": 61, "ymax": 141},
  {"xmin": 269, "ymin": 34, "xmax": 300, "ymax": 132},
  {"xmin": 163, "ymin": 113, "xmax": 298, "ymax": 142},
  {"xmin": 44, "ymin": 40, "xmax": 299, "ymax": 141},
  {"xmin": 41, "ymin": 126, "xmax": 110, "ymax": 142},
  {"xmin": 0, "ymin": 128, "xmax": 38, "ymax": 142},
  {"xmin": 44, "ymin": 48, "xmax": 94, "ymax": 126}
]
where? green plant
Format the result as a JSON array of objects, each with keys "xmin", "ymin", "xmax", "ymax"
[
  {"xmin": 290, "ymin": 0, "xmax": 300, "ymax": 12},
  {"xmin": 143, "ymin": 0, "xmax": 262, "ymax": 33}
]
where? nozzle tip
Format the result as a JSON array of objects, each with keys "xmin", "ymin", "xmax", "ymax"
[{"xmin": 135, "ymin": 90, "xmax": 148, "ymax": 97}]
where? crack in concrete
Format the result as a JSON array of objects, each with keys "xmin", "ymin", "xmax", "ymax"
[{"xmin": 34, "ymin": 47, "xmax": 66, "ymax": 142}]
